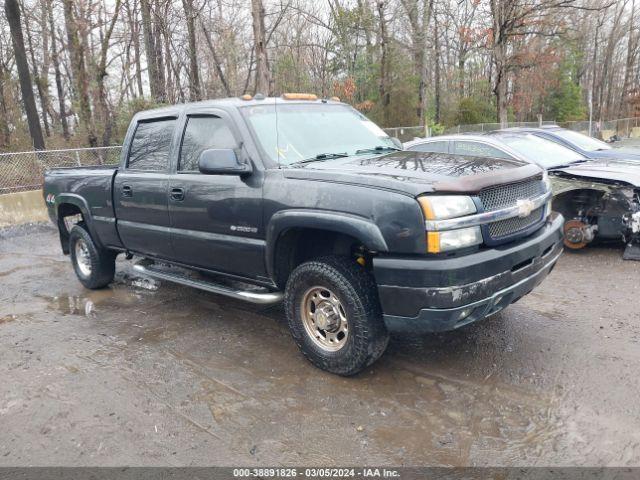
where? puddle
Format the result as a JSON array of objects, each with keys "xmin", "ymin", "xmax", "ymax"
[
  {"xmin": 45, "ymin": 296, "xmax": 96, "ymax": 317},
  {"xmin": 129, "ymin": 276, "xmax": 160, "ymax": 291},
  {"xmin": 37, "ymin": 283, "xmax": 150, "ymax": 318}
]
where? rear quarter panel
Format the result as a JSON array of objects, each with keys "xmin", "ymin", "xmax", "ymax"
[{"xmin": 44, "ymin": 166, "xmax": 122, "ymax": 248}]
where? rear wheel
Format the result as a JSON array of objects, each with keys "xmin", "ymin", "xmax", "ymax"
[
  {"xmin": 69, "ymin": 224, "xmax": 116, "ymax": 289},
  {"xmin": 284, "ymin": 255, "xmax": 389, "ymax": 376}
]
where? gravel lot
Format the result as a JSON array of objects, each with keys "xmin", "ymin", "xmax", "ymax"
[{"xmin": 1, "ymin": 222, "xmax": 639, "ymax": 467}]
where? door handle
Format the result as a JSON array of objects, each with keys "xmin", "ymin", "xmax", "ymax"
[
  {"xmin": 121, "ymin": 185, "xmax": 133, "ymax": 197},
  {"xmin": 170, "ymin": 187, "xmax": 185, "ymax": 201}
]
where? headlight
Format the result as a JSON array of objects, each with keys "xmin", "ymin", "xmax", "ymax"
[
  {"xmin": 427, "ymin": 227, "xmax": 483, "ymax": 253},
  {"xmin": 418, "ymin": 195, "xmax": 476, "ymax": 220},
  {"xmin": 418, "ymin": 196, "xmax": 480, "ymax": 253}
]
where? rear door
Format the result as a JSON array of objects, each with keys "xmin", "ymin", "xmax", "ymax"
[
  {"xmin": 114, "ymin": 116, "xmax": 178, "ymax": 259},
  {"xmin": 168, "ymin": 111, "xmax": 266, "ymax": 279}
]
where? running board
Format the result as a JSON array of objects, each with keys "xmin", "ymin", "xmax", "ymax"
[{"xmin": 132, "ymin": 261, "xmax": 283, "ymax": 305}]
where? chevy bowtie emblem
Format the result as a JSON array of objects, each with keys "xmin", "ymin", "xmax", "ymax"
[{"xmin": 516, "ymin": 199, "xmax": 535, "ymax": 218}]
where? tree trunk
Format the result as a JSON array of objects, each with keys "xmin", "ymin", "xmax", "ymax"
[
  {"xmin": 23, "ymin": 5, "xmax": 51, "ymax": 137},
  {"xmin": 490, "ymin": 0, "xmax": 509, "ymax": 127},
  {"xmin": 62, "ymin": 0, "xmax": 97, "ymax": 146},
  {"xmin": 140, "ymin": 0, "xmax": 165, "ymax": 102},
  {"xmin": 618, "ymin": 0, "xmax": 637, "ymax": 117},
  {"xmin": 183, "ymin": 0, "xmax": 201, "ymax": 101},
  {"xmin": 201, "ymin": 21, "xmax": 232, "ymax": 96},
  {"xmin": 434, "ymin": 10, "xmax": 441, "ymax": 124},
  {"xmin": 48, "ymin": 0, "xmax": 70, "ymax": 141},
  {"xmin": 399, "ymin": 0, "xmax": 432, "ymax": 125},
  {"xmin": 377, "ymin": 1, "xmax": 390, "ymax": 126},
  {"xmin": 251, "ymin": 0, "xmax": 271, "ymax": 95},
  {"xmin": 127, "ymin": 0, "xmax": 144, "ymax": 97},
  {"xmin": 96, "ymin": 0, "xmax": 121, "ymax": 146},
  {"xmin": 5, "ymin": 0, "xmax": 45, "ymax": 149},
  {"xmin": 0, "ymin": 62, "xmax": 11, "ymax": 147},
  {"xmin": 495, "ymin": 61, "xmax": 508, "ymax": 127}
]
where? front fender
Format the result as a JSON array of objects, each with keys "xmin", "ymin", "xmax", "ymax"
[{"xmin": 265, "ymin": 209, "xmax": 388, "ymax": 279}]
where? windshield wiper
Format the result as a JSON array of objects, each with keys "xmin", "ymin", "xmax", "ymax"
[
  {"xmin": 355, "ymin": 146, "xmax": 401, "ymax": 155},
  {"xmin": 289, "ymin": 152, "xmax": 349, "ymax": 165}
]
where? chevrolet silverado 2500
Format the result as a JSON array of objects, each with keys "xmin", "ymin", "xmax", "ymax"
[{"xmin": 43, "ymin": 95, "xmax": 564, "ymax": 375}]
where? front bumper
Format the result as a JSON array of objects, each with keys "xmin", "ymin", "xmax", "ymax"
[{"xmin": 374, "ymin": 214, "xmax": 564, "ymax": 333}]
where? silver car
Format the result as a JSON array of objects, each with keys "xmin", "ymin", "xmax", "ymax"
[{"xmin": 404, "ymin": 133, "xmax": 640, "ymax": 258}]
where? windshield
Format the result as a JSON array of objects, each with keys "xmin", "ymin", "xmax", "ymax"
[
  {"xmin": 492, "ymin": 133, "xmax": 587, "ymax": 168},
  {"xmin": 240, "ymin": 103, "xmax": 396, "ymax": 165},
  {"xmin": 551, "ymin": 129, "xmax": 612, "ymax": 152}
]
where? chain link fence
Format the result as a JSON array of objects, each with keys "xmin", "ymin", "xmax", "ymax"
[
  {"xmin": 443, "ymin": 121, "xmax": 557, "ymax": 134},
  {"xmin": 394, "ymin": 117, "xmax": 640, "ymax": 141},
  {"xmin": 383, "ymin": 126, "xmax": 430, "ymax": 142},
  {"xmin": 0, "ymin": 146, "xmax": 122, "ymax": 194},
  {"xmin": 558, "ymin": 117, "xmax": 640, "ymax": 139}
]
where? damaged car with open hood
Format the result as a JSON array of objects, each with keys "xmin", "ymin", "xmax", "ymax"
[{"xmin": 406, "ymin": 132, "xmax": 640, "ymax": 259}]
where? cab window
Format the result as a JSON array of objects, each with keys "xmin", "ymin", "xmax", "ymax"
[
  {"xmin": 179, "ymin": 115, "xmax": 238, "ymax": 172},
  {"xmin": 127, "ymin": 118, "xmax": 176, "ymax": 171}
]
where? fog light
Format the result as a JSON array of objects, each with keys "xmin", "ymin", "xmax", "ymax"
[{"xmin": 457, "ymin": 307, "xmax": 473, "ymax": 321}]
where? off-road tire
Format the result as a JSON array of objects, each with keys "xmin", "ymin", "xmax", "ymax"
[
  {"xmin": 69, "ymin": 223, "xmax": 116, "ymax": 289},
  {"xmin": 284, "ymin": 255, "xmax": 389, "ymax": 376}
]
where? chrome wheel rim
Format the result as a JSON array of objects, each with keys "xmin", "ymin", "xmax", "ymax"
[
  {"xmin": 301, "ymin": 286, "xmax": 349, "ymax": 352},
  {"xmin": 75, "ymin": 239, "xmax": 92, "ymax": 277}
]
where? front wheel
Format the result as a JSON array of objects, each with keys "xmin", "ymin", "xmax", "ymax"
[
  {"xmin": 69, "ymin": 224, "xmax": 116, "ymax": 289},
  {"xmin": 284, "ymin": 256, "xmax": 389, "ymax": 376}
]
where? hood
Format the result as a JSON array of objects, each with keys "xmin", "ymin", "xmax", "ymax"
[
  {"xmin": 551, "ymin": 158, "xmax": 640, "ymax": 187},
  {"xmin": 283, "ymin": 151, "xmax": 542, "ymax": 196}
]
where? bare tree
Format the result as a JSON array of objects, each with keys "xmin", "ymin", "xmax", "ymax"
[
  {"xmin": 141, "ymin": 0, "xmax": 166, "ymax": 102},
  {"xmin": 4, "ymin": 0, "xmax": 45, "ymax": 149},
  {"xmin": 183, "ymin": 0, "xmax": 201, "ymax": 100},
  {"xmin": 251, "ymin": 0, "xmax": 271, "ymax": 94},
  {"xmin": 62, "ymin": 0, "xmax": 97, "ymax": 146}
]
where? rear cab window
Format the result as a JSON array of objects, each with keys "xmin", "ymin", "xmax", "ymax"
[{"xmin": 127, "ymin": 118, "xmax": 177, "ymax": 171}]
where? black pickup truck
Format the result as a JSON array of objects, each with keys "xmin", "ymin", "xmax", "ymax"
[{"xmin": 43, "ymin": 95, "xmax": 563, "ymax": 375}]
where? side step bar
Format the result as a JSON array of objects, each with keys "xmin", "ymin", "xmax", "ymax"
[{"xmin": 133, "ymin": 261, "xmax": 283, "ymax": 305}]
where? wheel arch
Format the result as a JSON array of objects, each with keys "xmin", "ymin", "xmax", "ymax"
[
  {"xmin": 55, "ymin": 194, "xmax": 100, "ymax": 254},
  {"xmin": 266, "ymin": 210, "xmax": 388, "ymax": 289}
]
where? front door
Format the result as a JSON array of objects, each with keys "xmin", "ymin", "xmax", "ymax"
[
  {"xmin": 168, "ymin": 113, "xmax": 265, "ymax": 279},
  {"xmin": 114, "ymin": 117, "xmax": 177, "ymax": 259}
]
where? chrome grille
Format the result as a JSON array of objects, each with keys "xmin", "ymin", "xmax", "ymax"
[
  {"xmin": 479, "ymin": 178, "xmax": 546, "ymax": 241},
  {"xmin": 488, "ymin": 207, "xmax": 544, "ymax": 239},
  {"xmin": 479, "ymin": 178, "xmax": 545, "ymax": 211}
]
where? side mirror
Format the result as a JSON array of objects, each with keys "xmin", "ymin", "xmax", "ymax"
[{"xmin": 198, "ymin": 149, "xmax": 252, "ymax": 176}]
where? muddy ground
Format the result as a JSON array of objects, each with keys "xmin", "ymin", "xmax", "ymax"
[{"xmin": 0, "ymin": 223, "xmax": 639, "ymax": 467}]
